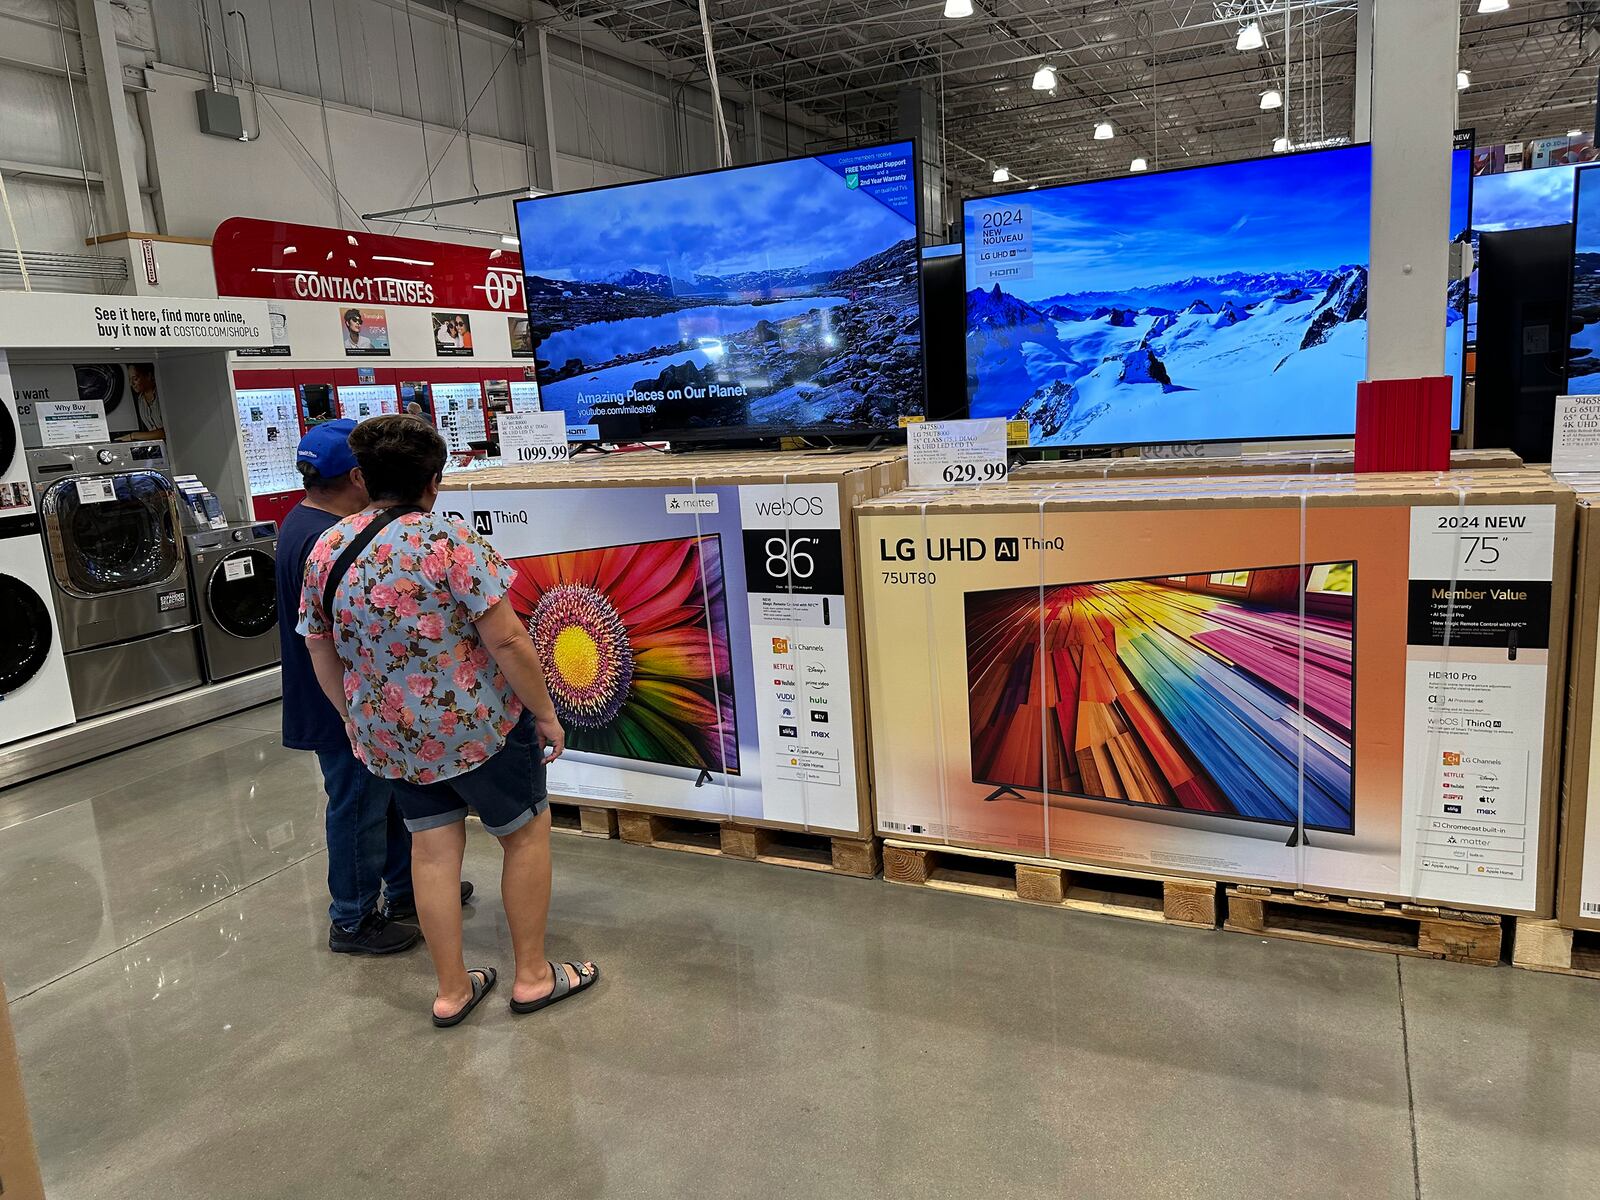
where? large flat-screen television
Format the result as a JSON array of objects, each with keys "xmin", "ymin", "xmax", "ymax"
[
  {"xmin": 1569, "ymin": 165, "xmax": 1600, "ymax": 393},
  {"xmin": 964, "ymin": 145, "xmax": 1375, "ymax": 446},
  {"xmin": 1468, "ymin": 160, "xmax": 1581, "ymax": 343},
  {"xmin": 506, "ymin": 534, "xmax": 739, "ymax": 775},
  {"xmin": 513, "ymin": 141, "xmax": 925, "ymax": 443},
  {"xmin": 964, "ymin": 563, "xmax": 1355, "ymax": 835}
]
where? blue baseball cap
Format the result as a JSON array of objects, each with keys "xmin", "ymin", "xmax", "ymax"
[{"xmin": 297, "ymin": 418, "xmax": 359, "ymax": 477}]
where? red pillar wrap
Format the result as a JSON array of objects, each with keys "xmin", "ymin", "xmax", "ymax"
[{"xmin": 1353, "ymin": 375, "xmax": 1451, "ymax": 472}]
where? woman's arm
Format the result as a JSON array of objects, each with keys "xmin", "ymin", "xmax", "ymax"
[
  {"xmin": 306, "ymin": 636, "xmax": 351, "ymax": 719},
  {"xmin": 474, "ymin": 598, "xmax": 565, "ymax": 761}
]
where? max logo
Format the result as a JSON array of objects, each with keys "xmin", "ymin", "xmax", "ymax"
[{"xmin": 879, "ymin": 537, "xmax": 1019, "ymax": 562}]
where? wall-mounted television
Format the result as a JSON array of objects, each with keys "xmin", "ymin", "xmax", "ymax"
[
  {"xmin": 513, "ymin": 141, "xmax": 925, "ymax": 443},
  {"xmin": 964, "ymin": 563, "xmax": 1355, "ymax": 835},
  {"xmin": 505, "ymin": 534, "xmax": 739, "ymax": 775}
]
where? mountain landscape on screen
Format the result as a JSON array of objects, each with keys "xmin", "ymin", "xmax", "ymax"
[
  {"xmin": 964, "ymin": 146, "xmax": 1376, "ymax": 446},
  {"xmin": 516, "ymin": 144, "xmax": 924, "ymax": 436}
]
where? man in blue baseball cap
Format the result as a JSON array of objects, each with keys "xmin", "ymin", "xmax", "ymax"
[{"xmin": 278, "ymin": 419, "xmax": 461, "ymax": 954}]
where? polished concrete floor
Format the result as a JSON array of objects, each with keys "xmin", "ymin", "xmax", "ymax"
[{"xmin": 3, "ymin": 704, "xmax": 1599, "ymax": 1199}]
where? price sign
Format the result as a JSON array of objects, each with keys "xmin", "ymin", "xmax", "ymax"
[
  {"xmin": 1552, "ymin": 394, "xmax": 1600, "ymax": 476},
  {"xmin": 907, "ymin": 418, "xmax": 1009, "ymax": 488},
  {"xmin": 497, "ymin": 410, "xmax": 569, "ymax": 465}
]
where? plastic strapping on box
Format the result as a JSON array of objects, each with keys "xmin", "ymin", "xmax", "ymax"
[
  {"xmin": 1037, "ymin": 497, "xmax": 1052, "ymax": 858},
  {"xmin": 782, "ymin": 471, "xmax": 811, "ymax": 832},
  {"xmin": 1404, "ymin": 483, "xmax": 1471, "ymax": 901},
  {"xmin": 688, "ymin": 472, "xmax": 736, "ymax": 821},
  {"xmin": 918, "ymin": 497, "xmax": 953, "ymax": 846},
  {"xmin": 1293, "ymin": 486, "xmax": 1310, "ymax": 882}
]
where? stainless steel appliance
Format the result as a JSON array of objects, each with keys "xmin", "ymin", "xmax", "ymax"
[
  {"xmin": 27, "ymin": 440, "xmax": 202, "ymax": 717},
  {"xmin": 187, "ymin": 522, "xmax": 281, "ymax": 682}
]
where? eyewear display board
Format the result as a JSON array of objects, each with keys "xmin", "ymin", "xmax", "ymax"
[
  {"xmin": 235, "ymin": 388, "xmax": 301, "ymax": 494},
  {"xmin": 430, "ymin": 381, "xmax": 487, "ymax": 451},
  {"xmin": 514, "ymin": 140, "xmax": 925, "ymax": 443},
  {"xmin": 858, "ymin": 471, "xmax": 1572, "ymax": 916},
  {"xmin": 336, "ymin": 383, "xmax": 399, "ymax": 421},
  {"xmin": 438, "ymin": 450, "xmax": 907, "ymax": 834}
]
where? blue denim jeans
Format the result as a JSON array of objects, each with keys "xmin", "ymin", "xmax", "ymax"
[{"xmin": 315, "ymin": 749, "xmax": 413, "ymax": 930}]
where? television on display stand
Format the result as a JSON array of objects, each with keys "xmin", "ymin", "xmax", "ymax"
[
  {"xmin": 963, "ymin": 138, "xmax": 1470, "ymax": 451},
  {"xmin": 512, "ymin": 140, "xmax": 927, "ymax": 448}
]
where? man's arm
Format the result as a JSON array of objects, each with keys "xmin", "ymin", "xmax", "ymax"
[
  {"xmin": 306, "ymin": 636, "xmax": 350, "ymax": 719},
  {"xmin": 474, "ymin": 598, "xmax": 565, "ymax": 761}
]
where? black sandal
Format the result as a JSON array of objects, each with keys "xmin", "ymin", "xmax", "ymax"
[
  {"xmin": 509, "ymin": 961, "xmax": 599, "ymax": 1014},
  {"xmin": 432, "ymin": 967, "xmax": 496, "ymax": 1028}
]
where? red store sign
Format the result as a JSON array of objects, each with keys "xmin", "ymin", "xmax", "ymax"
[{"xmin": 212, "ymin": 216, "xmax": 525, "ymax": 312}]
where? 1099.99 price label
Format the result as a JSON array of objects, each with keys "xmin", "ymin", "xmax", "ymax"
[{"xmin": 511, "ymin": 442, "xmax": 567, "ymax": 464}]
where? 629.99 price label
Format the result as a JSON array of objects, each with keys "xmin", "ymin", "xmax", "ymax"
[{"xmin": 908, "ymin": 418, "xmax": 1009, "ymax": 489}]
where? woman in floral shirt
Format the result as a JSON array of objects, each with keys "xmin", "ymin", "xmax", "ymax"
[{"xmin": 300, "ymin": 415, "xmax": 599, "ymax": 1027}]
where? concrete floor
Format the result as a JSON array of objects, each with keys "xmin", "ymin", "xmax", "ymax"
[{"xmin": 3, "ymin": 704, "xmax": 1599, "ymax": 1199}]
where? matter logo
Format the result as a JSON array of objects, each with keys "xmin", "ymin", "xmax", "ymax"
[{"xmin": 476, "ymin": 269, "xmax": 523, "ymax": 311}]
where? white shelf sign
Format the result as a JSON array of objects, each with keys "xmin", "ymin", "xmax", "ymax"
[
  {"xmin": 1552, "ymin": 394, "xmax": 1600, "ymax": 475},
  {"xmin": 907, "ymin": 418, "xmax": 1009, "ymax": 488},
  {"xmin": 497, "ymin": 410, "xmax": 570, "ymax": 465}
]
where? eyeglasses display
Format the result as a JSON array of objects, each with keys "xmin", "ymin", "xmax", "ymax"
[{"xmin": 235, "ymin": 388, "xmax": 302, "ymax": 495}]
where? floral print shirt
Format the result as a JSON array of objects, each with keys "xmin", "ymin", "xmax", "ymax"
[{"xmin": 297, "ymin": 510, "xmax": 523, "ymax": 784}]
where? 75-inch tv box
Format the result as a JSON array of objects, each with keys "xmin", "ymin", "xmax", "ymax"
[
  {"xmin": 439, "ymin": 449, "xmax": 905, "ymax": 838},
  {"xmin": 857, "ymin": 469, "xmax": 1572, "ymax": 915},
  {"xmin": 1558, "ymin": 492, "xmax": 1600, "ymax": 931}
]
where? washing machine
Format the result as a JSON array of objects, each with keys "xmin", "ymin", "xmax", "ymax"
[
  {"xmin": 187, "ymin": 522, "xmax": 281, "ymax": 682},
  {"xmin": 27, "ymin": 440, "xmax": 202, "ymax": 718},
  {"xmin": 0, "ymin": 390, "xmax": 76, "ymax": 745}
]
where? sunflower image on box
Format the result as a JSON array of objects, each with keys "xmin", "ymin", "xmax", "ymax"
[{"xmin": 507, "ymin": 535, "xmax": 739, "ymax": 781}]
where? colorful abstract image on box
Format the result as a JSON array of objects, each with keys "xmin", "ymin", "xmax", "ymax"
[
  {"xmin": 965, "ymin": 564, "xmax": 1355, "ymax": 833},
  {"xmin": 507, "ymin": 535, "xmax": 739, "ymax": 775}
]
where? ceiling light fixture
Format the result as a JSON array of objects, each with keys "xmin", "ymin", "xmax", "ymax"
[
  {"xmin": 1259, "ymin": 88, "xmax": 1283, "ymax": 111},
  {"xmin": 1129, "ymin": 157, "xmax": 1148, "ymax": 172},
  {"xmin": 500, "ymin": 235, "xmax": 520, "ymax": 247},
  {"xmin": 1477, "ymin": 0, "xmax": 1509, "ymax": 13},
  {"xmin": 1457, "ymin": 70, "xmax": 1471, "ymax": 90},
  {"xmin": 1272, "ymin": 136, "xmax": 1291, "ymax": 153},
  {"xmin": 943, "ymin": 0, "xmax": 973, "ymax": 17},
  {"xmin": 1235, "ymin": 21, "xmax": 1264, "ymax": 51},
  {"xmin": 1570, "ymin": 130, "xmax": 1585, "ymax": 138},
  {"xmin": 992, "ymin": 166, "xmax": 1011, "ymax": 183},
  {"xmin": 1093, "ymin": 121, "xmax": 1114, "ymax": 140},
  {"xmin": 1031, "ymin": 64, "xmax": 1058, "ymax": 91}
]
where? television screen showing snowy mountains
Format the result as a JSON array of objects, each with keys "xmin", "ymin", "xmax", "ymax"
[
  {"xmin": 513, "ymin": 141, "xmax": 925, "ymax": 441},
  {"xmin": 965, "ymin": 145, "xmax": 1390, "ymax": 446}
]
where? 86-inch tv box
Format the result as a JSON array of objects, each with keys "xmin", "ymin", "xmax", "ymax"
[
  {"xmin": 1557, "ymin": 492, "xmax": 1600, "ymax": 931},
  {"xmin": 438, "ymin": 449, "xmax": 905, "ymax": 838},
  {"xmin": 857, "ymin": 470, "xmax": 1573, "ymax": 915}
]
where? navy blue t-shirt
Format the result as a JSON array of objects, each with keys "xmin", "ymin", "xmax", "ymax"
[{"xmin": 276, "ymin": 501, "xmax": 347, "ymax": 752}]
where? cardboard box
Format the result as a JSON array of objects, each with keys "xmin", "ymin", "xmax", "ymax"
[
  {"xmin": 858, "ymin": 470, "xmax": 1573, "ymax": 914},
  {"xmin": 440, "ymin": 449, "xmax": 905, "ymax": 836},
  {"xmin": 0, "ymin": 975, "xmax": 45, "ymax": 1200},
  {"xmin": 1011, "ymin": 447, "xmax": 1524, "ymax": 482},
  {"xmin": 1558, "ymin": 494, "xmax": 1600, "ymax": 930}
]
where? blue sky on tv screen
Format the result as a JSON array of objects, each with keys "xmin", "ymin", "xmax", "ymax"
[
  {"xmin": 517, "ymin": 153, "xmax": 912, "ymax": 282},
  {"xmin": 1471, "ymin": 163, "xmax": 1578, "ymax": 232},
  {"xmin": 977, "ymin": 146, "xmax": 1371, "ymax": 303}
]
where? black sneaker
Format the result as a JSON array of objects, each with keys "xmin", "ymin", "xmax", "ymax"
[
  {"xmin": 328, "ymin": 912, "xmax": 421, "ymax": 955},
  {"xmin": 384, "ymin": 880, "xmax": 475, "ymax": 923}
]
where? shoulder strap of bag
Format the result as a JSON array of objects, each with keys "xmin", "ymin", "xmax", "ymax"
[{"xmin": 321, "ymin": 506, "xmax": 424, "ymax": 623}]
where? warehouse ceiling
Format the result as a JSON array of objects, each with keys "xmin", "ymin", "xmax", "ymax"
[{"xmin": 548, "ymin": 0, "xmax": 1600, "ymax": 195}]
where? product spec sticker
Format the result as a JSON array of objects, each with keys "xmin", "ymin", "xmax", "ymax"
[
  {"xmin": 75, "ymin": 478, "xmax": 116, "ymax": 505},
  {"xmin": 224, "ymin": 557, "xmax": 255, "ymax": 582}
]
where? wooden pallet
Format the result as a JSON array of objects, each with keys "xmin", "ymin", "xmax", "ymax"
[
  {"xmin": 616, "ymin": 810, "xmax": 880, "ymax": 877},
  {"xmin": 880, "ymin": 841, "xmax": 1219, "ymax": 928},
  {"xmin": 1224, "ymin": 885, "xmax": 1502, "ymax": 965},
  {"xmin": 548, "ymin": 801, "xmax": 619, "ymax": 839},
  {"xmin": 1511, "ymin": 918, "xmax": 1600, "ymax": 980}
]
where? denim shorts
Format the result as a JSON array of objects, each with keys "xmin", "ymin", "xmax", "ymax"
[{"xmin": 388, "ymin": 710, "xmax": 549, "ymax": 837}]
